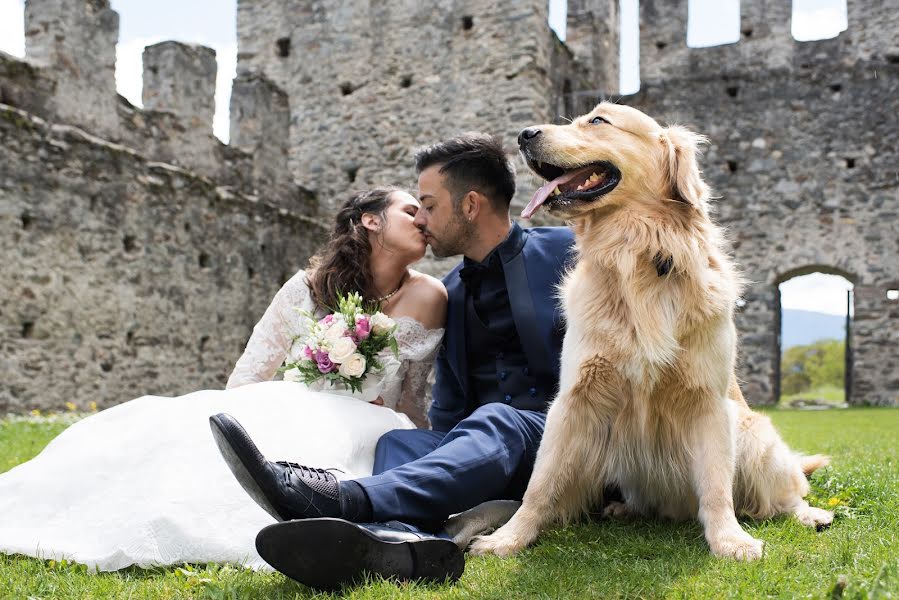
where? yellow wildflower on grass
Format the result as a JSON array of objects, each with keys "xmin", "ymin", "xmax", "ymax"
[
  {"xmin": 65, "ymin": 402, "xmax": 77, "ymax": 412},
  {"xmin": 90, "ymin": 401, "xmax": 98, "ymax": 411},
  {"xmin": 828, "ymin": 497, "xmax": 841, "ymax": 507},
  {"xmin": 30, "ymin": 409, "xmax": 41, "ymax": 417}
]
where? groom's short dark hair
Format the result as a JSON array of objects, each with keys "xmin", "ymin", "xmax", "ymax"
[{"xmin": 414, "ymin": 132, "xmax": 516, "ymax": 212}]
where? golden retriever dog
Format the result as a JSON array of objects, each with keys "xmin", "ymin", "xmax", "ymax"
[{"xmin": 469, "ymin": 103, "xmax": 833, "ymax": 561}]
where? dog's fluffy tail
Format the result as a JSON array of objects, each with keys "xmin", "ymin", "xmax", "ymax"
[{"xmin": 799, "ymin": 454, "xmax": 831, "ymax": 477}]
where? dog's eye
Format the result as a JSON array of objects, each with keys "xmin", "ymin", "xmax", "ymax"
[{"xmin": 590, "ymin": 116, "xmax": 609, "ymax": 125}]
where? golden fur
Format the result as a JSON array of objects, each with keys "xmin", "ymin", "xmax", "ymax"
[{"xmin": 470, "ymin": 103, "xmax": 833, "ymax": 560}]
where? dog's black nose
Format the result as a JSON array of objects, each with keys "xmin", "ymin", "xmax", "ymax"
[{"xmin": 518, "ymin": 127, "xmax": 541, "ymax": 147}]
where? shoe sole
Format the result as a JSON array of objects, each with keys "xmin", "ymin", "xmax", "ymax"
[
  {"xmin": 209, "ymin": 414, "xmax": 286, "ymax": 522},
  {"xmin": 256, "ymin": 518, "xmax": 465, "ymax": 590}
]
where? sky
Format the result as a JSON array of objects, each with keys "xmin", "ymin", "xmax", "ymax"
[
  {"xmin": 780, "ymin": 273, "xmax": 853, "ymax": 316},
  {"xmin": 0, "ymin": 0, "xmax": 851, "ymax": 316}
]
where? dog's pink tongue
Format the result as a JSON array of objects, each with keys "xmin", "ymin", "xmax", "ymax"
[{"xmin": 521, "ymin": 169, "xmax": 582, "ymax": 219}]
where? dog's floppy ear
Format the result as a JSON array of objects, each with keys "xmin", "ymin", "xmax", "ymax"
[{"xmin": 660, "ymin": 125, "xmax": 709, "ymax": 206}]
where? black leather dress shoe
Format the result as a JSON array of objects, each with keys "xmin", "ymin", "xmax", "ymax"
[
  {"xmin": 256, "ymin": 518, "xmax": 465, "ymax": 590},
  {"xmin": 209, "ymin": 413, "xmax": 341, "ymax": 521}
]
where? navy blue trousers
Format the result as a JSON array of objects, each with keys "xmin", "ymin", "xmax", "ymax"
[{"xmin": 354, "ymin": 403, "xmax": 546, "ymax": 529}]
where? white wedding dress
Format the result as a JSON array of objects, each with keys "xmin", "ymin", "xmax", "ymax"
[{"xmin": 0, "ymin": 270, "xmax": 443, "ymax": 571}]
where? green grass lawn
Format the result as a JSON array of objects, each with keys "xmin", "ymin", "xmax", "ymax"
[{"xmin": 1, "ymin": 408, "xmax": 897, "ymax": 599}]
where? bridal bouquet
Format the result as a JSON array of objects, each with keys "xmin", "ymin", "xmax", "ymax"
[{"xmin": 281, "ymin": 291, "xmax": 399, "ymax": 396}]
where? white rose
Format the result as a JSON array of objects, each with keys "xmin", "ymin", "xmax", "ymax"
[
  {"xmin": 338, "ymin": 353, "xmax": 366, "ymax": 378},
  {"xmin": 283, "ymin": 367, "xmax": 302, "ymax": 382},
  {"xmin": 329, "ymin": 336, "xmax": 357, "ymax": 364},
  {"xmin": 323, "ymin": 319, "xmax": 348, "ymax": 344},
  {"xmin": 370, "ymin": 312, "xmax": 396, "ymax": 335}
]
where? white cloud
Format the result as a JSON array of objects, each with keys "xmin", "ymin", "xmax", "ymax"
[
  {"xmin": 0, "ymin": 0, "xmax": 24, "ymax": 57},
  {"xmin": 780, "ymin": 272, "xmax": 853, "ymax": 316}
]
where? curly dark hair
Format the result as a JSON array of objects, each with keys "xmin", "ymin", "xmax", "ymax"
[
  {"xmin": 306, "ymin": 187, "xmax": 402, "ymax": 309},
  {"xmin": 414, "ymin": 132, "xmax": 516, "ymax": 212}
]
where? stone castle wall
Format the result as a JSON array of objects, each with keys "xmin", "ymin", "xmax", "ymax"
[
  {"xmin": 628, "ymin": 0, "xmax": 899, "ymax": 406},
  {"xmin": 234, "ymin": 0, "xmax": 616, "ymax": 212},
  {"xmin": 2, "ymin": 0, "xmax": 896, "ymax": 411},
  {"xmin": 237, "ymin": 0, "xmax": 897, "ymax": 406},
  {"xmin": 1, "ymin": 0, "xmax": 326, "ymax": 412}
]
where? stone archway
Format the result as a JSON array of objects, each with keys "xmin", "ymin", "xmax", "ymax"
[{"xmin": 774, "ymin": 266, "xmax": 855, "ymax": 407}]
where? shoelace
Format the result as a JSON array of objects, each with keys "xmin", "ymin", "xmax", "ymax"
[{"xmin": 275, "ymin": 461, "xmax": 344, "ymax": 484}]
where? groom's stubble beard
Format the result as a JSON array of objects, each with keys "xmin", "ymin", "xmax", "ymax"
[{"xmin": 426, "ymin": 209, "xmax": 478, "ymax": 258}]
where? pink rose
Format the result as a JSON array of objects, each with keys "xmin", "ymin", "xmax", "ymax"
[
  {"xmin": 316, "ymin": 353, "xmax": 335, "ymax": 373},
  {"xmin": 354, "ymin": 316, "xmax": 371, "ymax": 341},
  {"xmin": 319, "ymin": 314, "xmax": 334, "ymax": 326}
]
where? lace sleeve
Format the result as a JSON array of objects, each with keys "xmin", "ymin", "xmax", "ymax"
[
  {"xmin": 393, "ymin": 326, "xmax": 444, "ymax": 429},
  {"xmin": 226, "ymin": 271, "xmax": 313, "ymax": 389}
]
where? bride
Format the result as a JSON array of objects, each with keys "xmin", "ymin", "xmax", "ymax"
[{"xmin": 0, "ymin": 187, "xmax": 447, "ymax": 571}]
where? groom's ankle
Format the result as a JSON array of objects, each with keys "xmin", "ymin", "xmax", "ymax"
[{"xmin": 338, "ymin": 480, "xmax": 373, "ymax": 522}]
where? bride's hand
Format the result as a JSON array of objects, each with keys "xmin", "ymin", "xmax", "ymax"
[{"xmin": 369, "ymin": 396, "xmax": 385, "ymax": 406}]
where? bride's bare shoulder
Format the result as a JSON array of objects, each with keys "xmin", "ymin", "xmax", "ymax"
[{"xmin": 396, "ymin": 271, "xmax": 447, "ymax": 329}]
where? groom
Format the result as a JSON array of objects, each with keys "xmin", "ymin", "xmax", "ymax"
[{"xmin": 211, "ymin": 132, "xmax": 576, "ymax": 589}]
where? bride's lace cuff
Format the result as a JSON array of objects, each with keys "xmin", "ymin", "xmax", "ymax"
[
  {"xmin": 396, "ymin": 340, "xmax": 441, "ymax": 428},
  {"xmin": 226, "ymin": 271, "xmax": 313, "ymax": 389}
]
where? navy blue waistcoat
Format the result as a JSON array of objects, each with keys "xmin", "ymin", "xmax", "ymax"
[{"xmin": 427, "ymin": 224, "xmax": 576, "ymax": 433}]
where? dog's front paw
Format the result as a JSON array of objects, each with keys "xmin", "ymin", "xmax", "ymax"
[
  {"xmin": 602, "ymin": 501, "xmax": 632, "ymax": 520},
  {"xmin": 468, "ymin": 529, "xmax": 529, "ymax": 558},
  {"xmin": 708, "ymin": 530, "xmax": 764, "ymax": 561},
  {"xmin": 794, "ymin": 505, "xmax": 834, "ymax": 531}
]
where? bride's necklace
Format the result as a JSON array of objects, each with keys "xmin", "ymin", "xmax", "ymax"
[{"xmin": 375, "ymin": 272, "xmax": 407, "ymax": 303}]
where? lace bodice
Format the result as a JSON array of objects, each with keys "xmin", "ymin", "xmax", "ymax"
[{"xmin": 227, "ymin": 271, "xmax": 443, "ymax": 424}]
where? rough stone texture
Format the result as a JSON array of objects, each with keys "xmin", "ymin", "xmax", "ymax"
[
  {"xmin": 0, "ymin": 103, "xmax": 327, "ymax": 412},
  {"xmin": 2, "ymin": 0, "xmax": 896, "ymax": 409},
  {"xmin": 141, "ymin": 42, "xmax": 220, "ymax": 178},
  {"xmin": 566, "ymin": 0, "xmax": 619, "ymax": 97},
  {"xmin": 142, "ymin": 42, "xmax": 217, "ymax": 133},
  {"xmin": 0, "ymin": 50, "xmax": 56, "ymax": 116},
  {"xmin": 628, "ymin": 0, "xmax": 899, "ymax": 406},
  {"xmin": 24, "ymin": 0, "xmax": 120, "ymax": 138},
  {"xmin": 236, "ymin": 0, "xmax": 575, "ymax": 212},
  {"xmin": 229, "ymin": 72, "xmax": 299, "ymax": 205},
  {"xmin": 237, "ymin": 0, "xmax": 896, "ymax": 406},
  {"xmin": 1, "ymin": 1, "xmax": 322, "ymax": 413}
]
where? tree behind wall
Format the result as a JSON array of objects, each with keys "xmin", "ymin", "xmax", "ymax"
[{"xmin": 780, "ymin": 339, "xmax": 845, "ymax": 396}]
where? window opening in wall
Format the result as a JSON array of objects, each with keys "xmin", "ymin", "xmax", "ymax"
[
  {"xmin": 792, "ymin": 0, "xmax": 847, "ymax": 41},
  {"xmin": 276, "ymin": 37, "xmax": 290, "ymax": 58},
  {"xmin": 687, "ymin": 0, "xmax": 739, "ymax": 48},
  {"xmin": 777, "ymin": 271, "xmax": 853, "ymax": 408}
]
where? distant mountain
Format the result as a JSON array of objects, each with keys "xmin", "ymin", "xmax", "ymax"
[{"xmin": 781, "ymin": 309, "xmax": 847, "ymax": 348}]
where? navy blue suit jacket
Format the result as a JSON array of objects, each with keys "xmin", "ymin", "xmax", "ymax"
[{"xmin": 427, "ymin": 225, "xmax": 576, "ymax": 433}]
